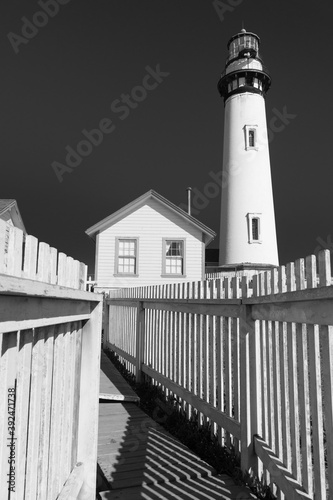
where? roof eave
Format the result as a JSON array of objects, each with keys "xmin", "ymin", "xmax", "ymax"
[{"xmin": 85, "ymin": 190, "xmax": 216, "ymax": 243}]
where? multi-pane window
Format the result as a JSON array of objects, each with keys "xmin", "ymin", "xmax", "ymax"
[
  {"xmin": 165, "ymin": 240, "xmax": 184, "ymax": 275},
  {"xmin": 117, "ymin": 239, "xmax": 137, "ymax": 274}
]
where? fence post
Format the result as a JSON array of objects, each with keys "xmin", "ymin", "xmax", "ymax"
[
  {"xmin": 76, "ymin": 298, "xmax": 103, "ymax": 500},
  {"xmin": 102, "ymin": 295, "xmax": 109, "ymax": 350},
  {"xmin": 136, "ymin": 301, "xmax": 145, "ymax": 383},
  {"xmin": 240, "ymin": 302, "xmax": 261, "ymax": 475}
]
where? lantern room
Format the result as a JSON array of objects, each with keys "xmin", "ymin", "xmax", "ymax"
[
  {"xmin": 218, "ymin": 29, "xmax": 271, "ymax": 102},
  {"xmin": 227, "ymin": 29, "xmax": 260, "ymax": 64}
]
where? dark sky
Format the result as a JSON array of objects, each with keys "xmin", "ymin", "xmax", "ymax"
[{"xmin": 2, "ymin": 0, "xmax": 333, "ymax": 274}]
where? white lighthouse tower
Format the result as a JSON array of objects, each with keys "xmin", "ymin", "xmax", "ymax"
[{"xmin": 218, "ymin": 29, "xmax": 279, "ymax": 272}]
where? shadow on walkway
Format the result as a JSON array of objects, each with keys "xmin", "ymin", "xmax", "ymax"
[{"xmin": 97, "ymin": 353, "xmax": 256, "ymax": 500}]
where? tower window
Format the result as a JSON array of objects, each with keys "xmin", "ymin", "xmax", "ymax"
[
  {"xmin": 249, "ymin": 130, "xmax": 255, "ymax": 147},
  {"xmin": 252, "ymin": 218, "xmax": 259, "ymax": 240},
  {"xmin": 247, "ymin": 213, "xmax": 262, "ymax": 243},
  {"xmin": 244, "ymin": 125, "xmax": 258, "ymax": 150}
]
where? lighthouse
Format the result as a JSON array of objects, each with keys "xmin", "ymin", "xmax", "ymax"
[{"xmin": 218, "ymin": 29, "xmax": 279, "ymax": 272}]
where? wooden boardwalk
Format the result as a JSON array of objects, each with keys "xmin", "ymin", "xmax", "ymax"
[
  {"xmin": 99, "ymin": 351, "xmax": 140, "ymax": 403},
  {"xmin": 97, "ymin": 353, "xmax": 257, "ymax": 500}
]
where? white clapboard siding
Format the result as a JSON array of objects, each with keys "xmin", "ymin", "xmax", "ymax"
[
  {"xmin": 106, "ymin": 249, "xmax": 333, "ymax": 500},
  {"xmin": 0, "ymin": 219, "xmax": 102, "ymax": 500},
  {"xmin": 96, "ymin": 197, "xmax": 205, "ymax": 290}
]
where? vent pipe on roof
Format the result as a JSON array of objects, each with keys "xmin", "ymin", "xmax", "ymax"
[{"xmin": 186, "ymin": 187, "xmax": 192, "ymax": 216}]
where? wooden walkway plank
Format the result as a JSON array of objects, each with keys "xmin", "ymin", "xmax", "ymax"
[
  {"xmin": 100, "ymin": 351, "xmax": 140, "ymax": 403},
  {"xmin": 98, "ymin": 354, "xmax": 257, "ymax": 500}
]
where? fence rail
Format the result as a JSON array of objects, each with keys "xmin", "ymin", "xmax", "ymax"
[
  {"xmin": 105, "ymin": 249, "xmax": 333, "ymax": 500},
  {"xmin": 0, "ymin": 219, "xmax": 103, "ymax": 500}
]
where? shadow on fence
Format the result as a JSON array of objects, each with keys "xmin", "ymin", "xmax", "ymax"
[
  {"xmin": 0, "ymin": 219, "xmax": 103, "ymax": 500},
  {"xmin": 104, "ymin": 249, "xmax": 333, "ymax": 499}
]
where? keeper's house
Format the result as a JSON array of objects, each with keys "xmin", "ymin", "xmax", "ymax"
[{"xmin": 86, "ymin": 190, "xmax": 215, "ymax": 292}]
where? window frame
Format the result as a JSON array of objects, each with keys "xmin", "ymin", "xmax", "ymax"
[
  {"xmin": 161, "ymin": 238, "xmax": 186, "ymax": 277},
  {"xmin": 114, "ymin": 237, "xmax": 139, "ymax": 277},
  {"xmin": 244, "ymin": 124, "xmax": 258, "ymax": 151},
  {"xmin": 247, "ymin": 214, "xmax": 262, "ymax": 244}
]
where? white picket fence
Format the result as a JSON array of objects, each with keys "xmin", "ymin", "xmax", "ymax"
[
  {"xmin": 0, "ymin": 219, "xmax": 103, "ymax": 500},
  {"xmin": 105, "ymin": 249, "xmax": 333, "ymax": 500}
]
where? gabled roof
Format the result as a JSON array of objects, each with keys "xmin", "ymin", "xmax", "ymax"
[
  {"xmin": 0, "ymin": 199, "xmax": 16, "ymax": 215},
  {"xmin": 0, "ymin": 199, "xmax": 26, "ymax": 233},
  {"xmin": 86, "ymin": 190, "xmax": 216, "ymax": 245}
]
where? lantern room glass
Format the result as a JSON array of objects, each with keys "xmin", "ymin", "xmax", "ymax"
[{"xmin": 228, "ymin": 34, "xmax": 259, "ymax": 60}]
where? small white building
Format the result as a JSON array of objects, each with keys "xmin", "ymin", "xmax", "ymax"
[{"xmin": 86, "ymin": 190, "xmax": 215, "ymax": 292}]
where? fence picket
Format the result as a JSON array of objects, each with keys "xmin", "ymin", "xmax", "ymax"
[
  {"xmin": 203, "ymin": 281, "xmax": 210, "ymax": 425},
  {"xmin": 225, "ymin": 318, "xmax": 232, "ymax": 447},
  {"xmin": 279, "ymin": 320, "xmax": 291, "ymax": 471},
  {"xmin": 37, "ymin": 242, "xmax": 51, "ymax": 283},
  {"xmin": 321, "ymin": 324, "xmax": 333, "ymax": 497},
  {"xmin": 36, "ymin": 326, "xmax": 55, "ymax": 500},
  {"xmin": 186, "ymin": 282, "xmax": 192, "ymax": 419},
  {"xmin": 302, "ymin": 255, "xmax": 325, "ymax": 497},
  {"xmin": 71, "ymin": 324, "xmax": 83, "ymax": 469},
  {"xmin": 25, "ymin": 329, "xmax": 44, "ymax": 500},
  {"xmin": 191, "ymin": 282, "xmax": 197, "ymax": 422},
  {"xmin": 50, "ymin": 247, "xmax": 58, "ymax": 285},
  {"xmin": 16, "ymin": 329, "xmax": 33, "ymax": 498},
  {"xmin": 47, "ymin": 324, "xmax": 65, "ymax": 499},
  {"xmin": 7, "ymin": 226, "xmax": 24, "ymax": 277},
  {"xmin": 197, "ymin": 281, "xmax": 203, "ymax": 427},
  {"xmin": 308, "ymin": 322, "xmax": 325, "ymax": 499},
  {"xmin": 79, "ymin": 262, "xmax": 87, "ymax": 291},
  {"xmin": 59, "ymin": 325, "xmax": 73, "ymax": 486},
  {"xmin": 318, "ymin": 249, "xmax": 331, "ymax": 287},
  {"xmin": 216, "ymin": 278, "xmax": 223, "ymax": 440},
  {"xmin": 231, "ymin": 277, "xmax": 240, "ymax": 453},
  {"xmin": 57, "ymin": 253, "xmax": 67, "ymax": 287},
  {"xmin": 209, "ymin": 279, "xmax": 217, "ymax": 436},
  {"xmin": 175, "ymin": 283, "xmax": 180, "ymax": 387},
  {"xmin": 0, "ymin": 331, "xmax": 18, "ymax": 499},
  {"xmin": 171, "ymin": 283, "xmax": 176, "ymax": 385}
]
